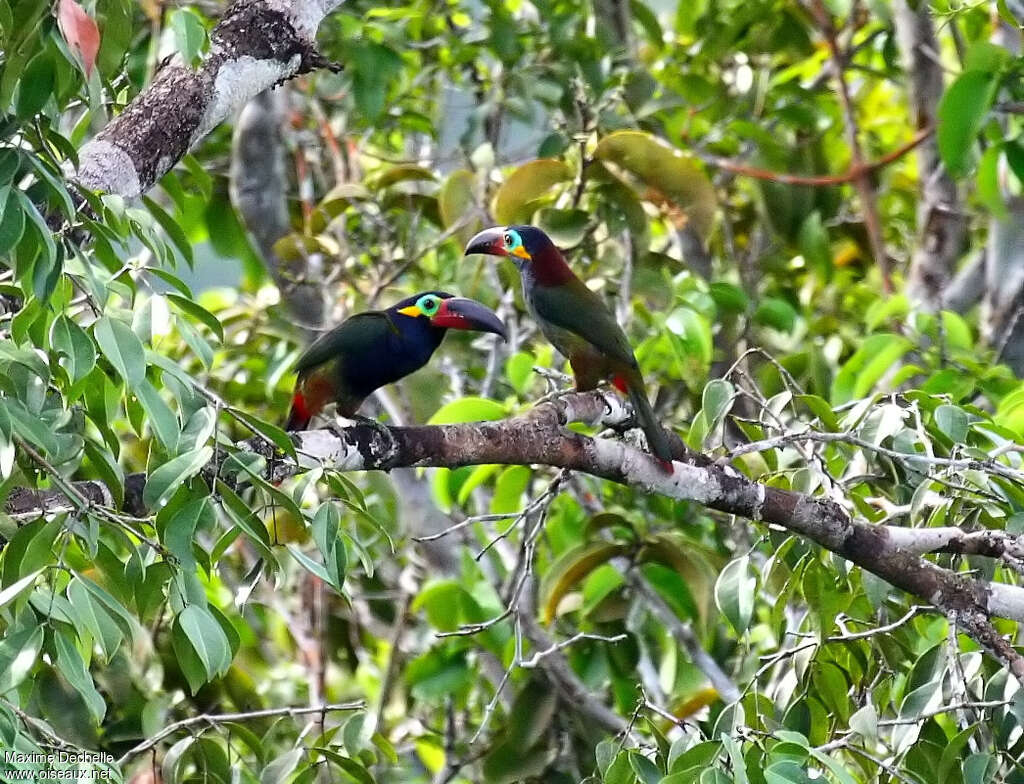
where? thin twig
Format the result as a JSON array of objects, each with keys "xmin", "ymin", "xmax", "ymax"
[
  {"xmin": 116, "ymin": 702, "xmax": 366, "ymax": 765},
  {"xmin": 695, "ymin": 126, "xmax": 932, "ymax": 187}
]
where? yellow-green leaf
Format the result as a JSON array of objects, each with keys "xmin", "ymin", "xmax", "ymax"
[
  {"xmin": 428, "ymin": 396, "xmax": 507, "ymax": 425},
  {"xmin": 540, "ymin": 542, "xmax": 630, "ymax": 623},
  {"xmin": 493, "ymin": 159, "xmax": 572, "ymax": 224},
  {"xmin": 593, "ymin": 130, "xmax": 717, "ymax": 239}
]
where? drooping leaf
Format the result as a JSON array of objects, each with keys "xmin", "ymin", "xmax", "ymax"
[
  {"xmin": 540, "ymin": 542, "xmax": 630, "ymax": 623},
  {"xmin": 50, "ymin": 314, "xmax": 96, "ymax": 384},
  {"xmin": 177, "ymin": 604, "xmax": 232, "ymax": 679},
  {"xmin": 715, "ymin": 555, "xmax": 756, "ymax": 635},
  {"xmin": 94, "ymin": 316, "xmax": 146, "ymax": 386},
  {"xmin": 938, "ymin": 69, "xmax": 1000, "ymax": 178},
  {"xmin": 143, "ymin": 447, "xmax": 212, "ymax": 510},
  {"xmin": 593, "ymin": 130, "xmax": 717, "ymax": 239},
  {"xmin": 493, "ymin": 159, "xmax": 572, "ymax": 224}
]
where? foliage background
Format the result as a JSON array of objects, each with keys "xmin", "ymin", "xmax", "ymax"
[{"xmin": 2, "ymin": 0, "xmax": 1024, "ymax": 782}]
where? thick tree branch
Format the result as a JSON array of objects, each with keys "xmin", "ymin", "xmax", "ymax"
[
  {"xmin": 74, "ymin": 0, "xmax": 344, "ymax": 198},
  {"xmin": 8, "ymin": 392, "xmax": 1024, "ymax": 679}
]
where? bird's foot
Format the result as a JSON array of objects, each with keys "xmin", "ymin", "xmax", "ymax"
[
  {"xmin": 535, "ymin": 386, "xmax": 578, "ymax": 407},
  {"xmin": 332, "ymin": 415, "xmax": 398, "ymax": 465},
  {"xmin": 654, "ymin": 456, "xmax": 675, "ymax": 475},
  {"xmin": 332, "ymin": 414, "xmax": 391, "ymax": 440}
]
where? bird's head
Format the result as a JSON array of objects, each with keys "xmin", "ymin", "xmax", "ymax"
[
  {"xmin": 394, "ymin": 291, "xmax": 507, "ymax": 340},
  {"xmin": 463, "ymin": 225, "xmax": 559, "ymax": 269},
  {"xmin": 463, "ymin": 225, "xmax": 573, "ymax": 286}
]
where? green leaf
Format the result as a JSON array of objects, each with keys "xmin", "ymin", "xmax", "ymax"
[
  {"xmin": 261, "ymin": 749, "xmax": 304, "ymax": 784},
  {"xmin": 0, "ymin": 626, "xmax": 44, "ymax": 693},
  {"xmin": 143, "ymin": 447, "xmax": 212, "ymax": 510},
  {"xmin": 438, "ymin": 169, "xmax": 478, "ymax": 242},
  {"xmin": 505, "ymin": 351, "xmax": 535, "ymax": 395},
  {"xmin": 68, "ymin": 578, "xmax": 123, "ymax": 661},
  {"xmin": 536, "ymin": 207, "xmax": 590, "ymax": 247},
  {"xmin": 938, "ymin": 69, "xmax": 999, "ymax": 178},
  {"xmin": 177, "ymin": 315, "xmax": 214, "ymax": 369},
  {"xmin": 135, "ymin": 379, "xmax": 181, "ymax": 452},
  {"xmin": 167, "ymin": 293, "xmax": 223, "ymax": 341},
  {"xmin": 666, "ymin": 307, "xmax": 713, "ymax": 373},
  {"xmin": 142, "ymin": 196, "xmax": 195, "ymax": 266},
  {"xmin": 481, "ymin": 741, "xmax": 553, "ymax": 783},
  {"xmin": 604, "ymin": 752, "xmax": 635, "ymax": 784},
  {"xmin": 54, "ymin": 631, "xmax": 106, "ymax": 724},
  {"xmin": 217, "ymin": 480, "xmax": 275, "ymax": 562},
  {"xmin": 977, "ymin": 143, "xmax": 1007, "ymax": 218},
  {"xmin": 935, "ymin": 404, "xmax": 969, "ymax": 443},
  {"xmin": 669, "ymin": 740, "xmax": 722, "ymax": 774},
  {"xmin": 162, "ymin": 737, "xmax": 197, "ymax": 782},
  {"xmin": 714, "ymin": 555, "xmax": 755, "ymax": 635},
  {"xmin": 84, "ymin": 438, "xmax": 125, "ymax": 508},
  {"xmin": 15, "ymin": 189, "xmax": 58, "ymax": 279},
  {"xmin": 352, "ymin": 41, "xmax": 403, "ymax": 120},
  {"xmin": 178, "ymin": 604, "xmax": 231, "ymax": 679},
  {"xmin": 94, "ymin": 316, "xmax": 146, "ymax": 386},
  {"xmin": 312, "ymin": 749, "xmax": 374, "ymax": 784},
  {"xmin": 795, "ymin": 395, "xmax": 841, "ymax": 432},
  {"xmin": 593, "ymin": 130, "xmax": 717, "ymax": 239},
  {"xmin": 170, "ymin": 7, "xmax": 207, "ymax": 64},
  {"xmin": 540, "ymin": 542, "xmax": 630, "ymax": 623},
  {"xmin": 491, "ymin": 465, "xmax": 530, "ymax": 514},
  {"xmin": 629, "ymin": 752, "xmax": 662, "ymax": 784},
  {"xmin": 0, "ymin": 569, "xmax": 41, "ymax": 611},
  {"xmin": 701, "ymin": 379, "xmax": 734, "ymax": 435},
  {"xmin": 708, "ymin": 281, "xmax": 748, "ymax": 314},
  {"xmin": 161, "ymin": 496, "xmax": 212, "ymax": 571},
  {"xmin": 798, "ymin": 211, "xmax": 831, "ymax": 281},
  {"xmin": 830, "ymin": 333, "xmax": 912, "ymax": 405},
  {"xmin": 754, "ymin": 297, "xmax": 798, "ymax": 333},
  {"xmin": 50, "ymin": 314, "xmax": 96, "ymax": 384},
  {"xmin": 493, "ymin": 159, "xmax": 572, "ymax": 224},
  {"xmin": 311, "ymin": 502, "xmax": 346, "ymax": 592},
  {"xmin": 16, "ymin": 51, "xmax": 54, "ymax": 118},
  {"xmin": 0, "ymin": 187, "xmax": 25, "ymax": 255},
  {"xmin": 229, "ymin": 407, "xmax": 297, "ymax": 461},
  {"xmin": 428, "ymin": 396, "xmax": 508, "ymax": 424}
]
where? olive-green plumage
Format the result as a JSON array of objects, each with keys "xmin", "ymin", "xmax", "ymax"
[{"xmin": 465, "ymin": 225, "xmax": 673, "ymax": 467}]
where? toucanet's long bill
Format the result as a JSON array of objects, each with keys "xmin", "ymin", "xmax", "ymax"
[
  {"xmin": 464, "ymin": 228, "xmax": 531, "ymax": 260},
  {"xmin": 429, "ymin": 297, "xmax": 508, "ymax": 340}
]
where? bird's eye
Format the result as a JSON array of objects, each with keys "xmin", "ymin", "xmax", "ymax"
[
  {"xmin": 503, "ymin": 233, "xmax": 512, "ymax": 246},
  {"xmin": 417, "ymin": 295, "xmax": 439, "ymax": 316}
]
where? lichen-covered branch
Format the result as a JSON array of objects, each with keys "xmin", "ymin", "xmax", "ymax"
[
  {"xmin": 74, "ymin": 0, "xmax": 344, "ymax": 198},
  {"xmin": 8, "ymin": 391, "xmax": 1024, "ymax": 679}
]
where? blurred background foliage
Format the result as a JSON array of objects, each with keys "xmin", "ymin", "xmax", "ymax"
[{"xmin": 2, "ymin": 0, "xmax": 1024, "ymax": 781}]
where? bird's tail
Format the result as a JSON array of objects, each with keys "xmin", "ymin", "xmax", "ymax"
[
  {"xmin": 284, "ymin": 391, "xmax": 311, "ymax": 432},
  {"xmin": 626, "ymin": 377, "xmax": 674, "ymax": 471}
]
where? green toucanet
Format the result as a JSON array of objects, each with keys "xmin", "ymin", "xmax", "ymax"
[{"xmin": 464, "ymin": 225, "xmax": 673, "ymax": 468}]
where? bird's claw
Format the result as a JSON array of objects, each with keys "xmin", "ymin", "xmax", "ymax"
[{"xmin": 331, "ymin": 415, "xmax": 391, "ymax": 441}]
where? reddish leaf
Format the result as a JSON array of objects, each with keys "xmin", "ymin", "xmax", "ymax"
[{"xmin": 57, "ymin": 0, "xmax": 100, "ymax": 78}]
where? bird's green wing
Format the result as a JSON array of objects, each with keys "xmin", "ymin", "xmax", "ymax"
[
  {"xmin": 293, "ymin": 311, "xmax": 394, "ymax": 375},
  {"xmin": 529, "ymin": 278, "xmax": 637, "ymax": 367}
]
